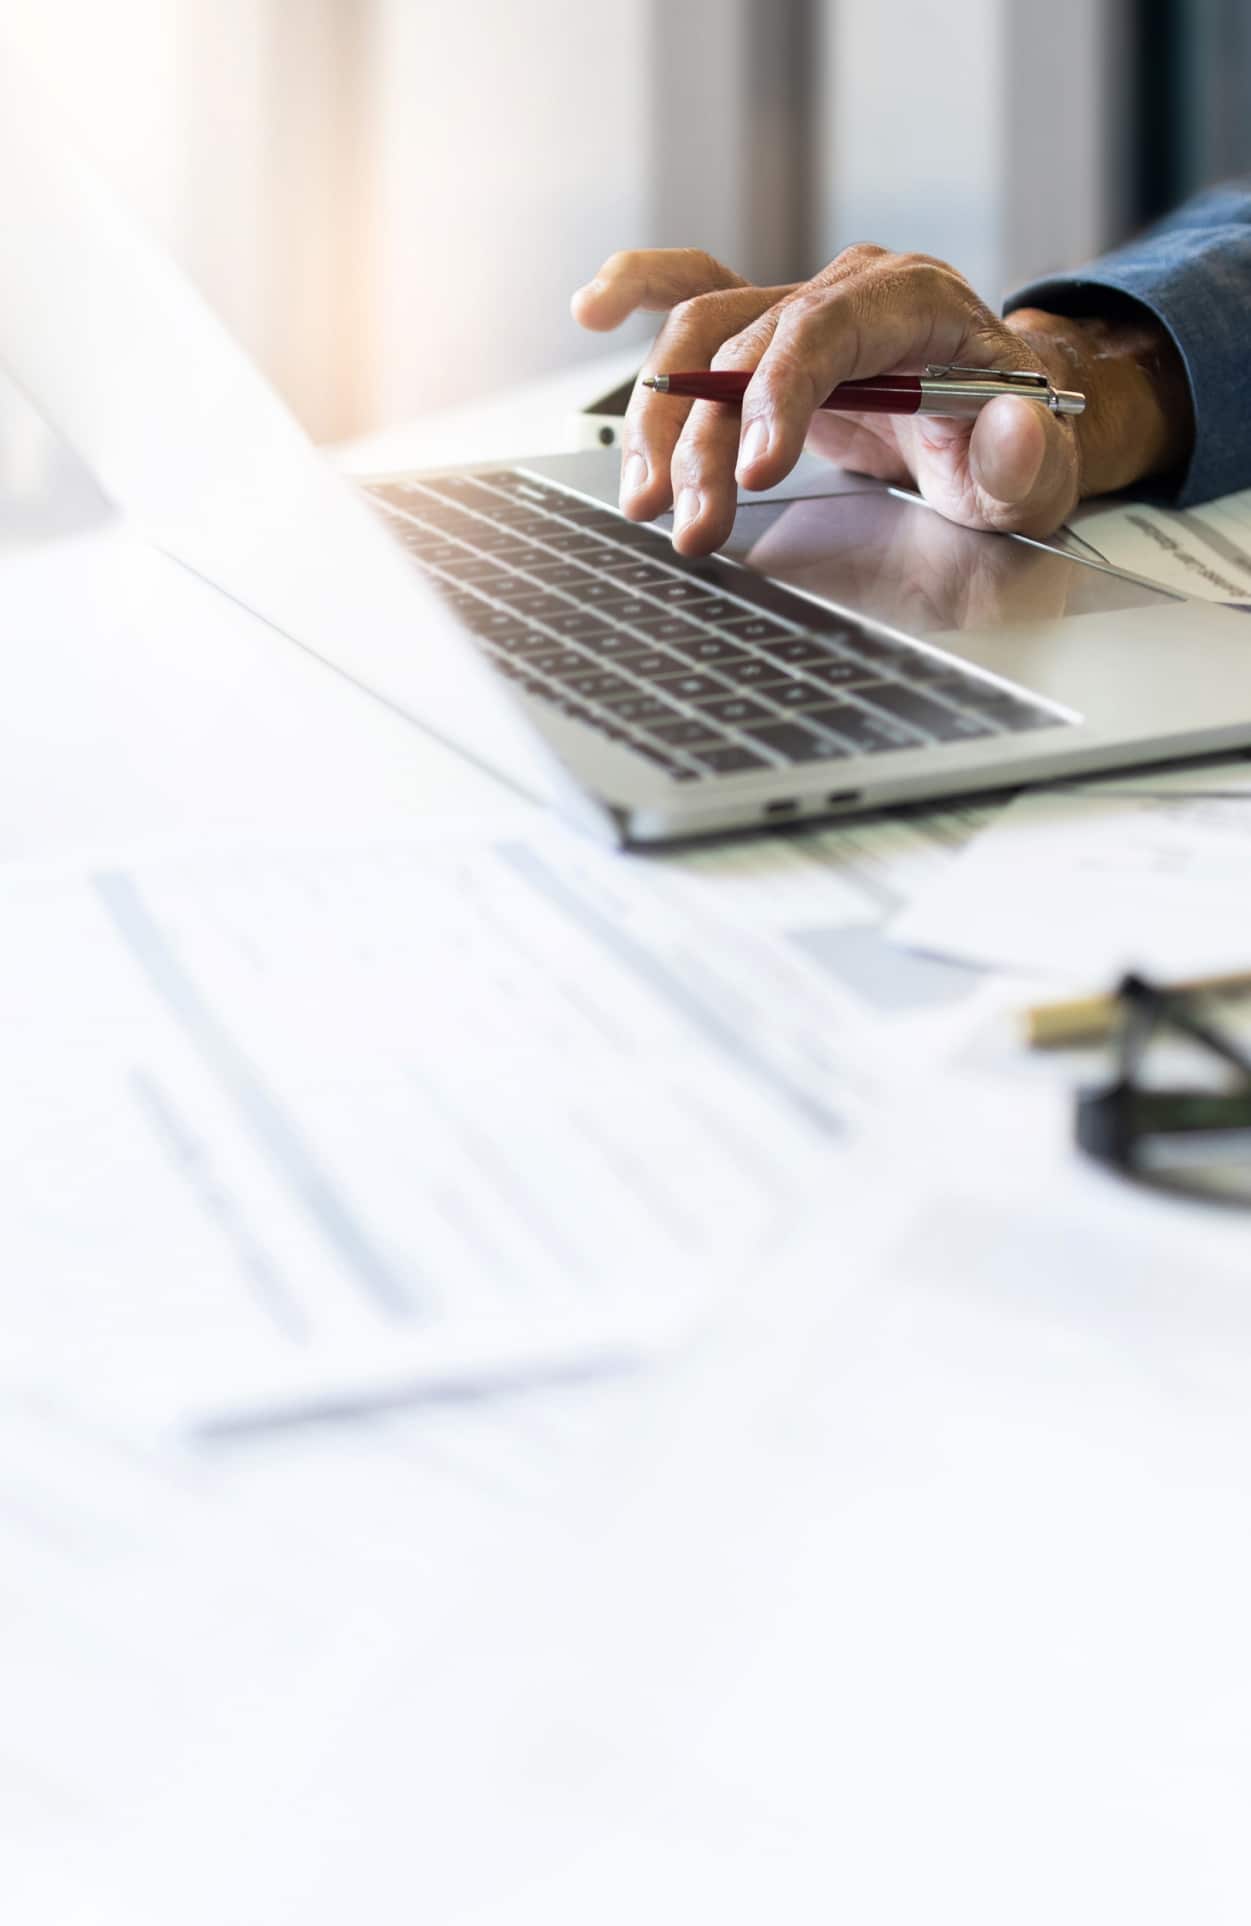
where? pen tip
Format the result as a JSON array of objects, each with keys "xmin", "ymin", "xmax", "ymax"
[{"xmin": 640, "ymin": 376, "xmax": 657, "ymax": 389}]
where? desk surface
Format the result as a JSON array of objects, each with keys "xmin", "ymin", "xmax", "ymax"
[{"xmin": 5, "ymin": 362, "xmax": 1251, "ymax": 1926}]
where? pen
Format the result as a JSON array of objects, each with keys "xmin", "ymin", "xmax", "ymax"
[
  {"xmin": 1024, "ymin": 967, "xmax": 1251, "ymax": 1048},
  {"xmin": 642, "ymin": 363, "xmax": 1086, "ymax": 419}
]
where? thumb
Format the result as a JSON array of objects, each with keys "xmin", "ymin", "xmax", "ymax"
[{"xmin": 967, "ymin": 394, "xmax": 1077, "ymax": 533}]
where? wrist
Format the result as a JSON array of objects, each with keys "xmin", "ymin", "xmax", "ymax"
[{"xmin": 1005, "ymin": 303, "xmax": 1194, "ymax": 500}]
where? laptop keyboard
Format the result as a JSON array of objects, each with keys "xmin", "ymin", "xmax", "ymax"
[{"xmin": 366, "ymin": 469, "xmax": 1066, "ymax": 783}]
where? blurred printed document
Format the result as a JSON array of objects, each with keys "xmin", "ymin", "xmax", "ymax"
[
  {"xmin": 891, "ymin": 772, "xmax": 1251, "ymax": 979},
  {"xmin": 1073, "ymin": 488, "xmax": 1251, "ymax": 602},
  {"xmin": 1, "ymin": 827, "xmax": 862, "ymax": 1436}
]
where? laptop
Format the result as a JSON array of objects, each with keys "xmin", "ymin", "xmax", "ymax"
[
  {"xmin": 359, "ymin": 446, "xmax": 1251, "ymax": 844},
  {"xmin": 6, "ymin": 70, "xmax": 1251, "ymax": 850}
]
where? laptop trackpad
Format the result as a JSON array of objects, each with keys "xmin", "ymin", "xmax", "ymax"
[{"xmin": 719, "ymin": 488, "xmax": 1174, "ymax": 642}]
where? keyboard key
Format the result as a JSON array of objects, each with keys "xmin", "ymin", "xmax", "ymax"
[
  {"xmin": 525, "ymin": 646, "xmax": 595, "ymax": 678},
  {"xmin": 593, "ymin": 594, "xmax": 654, "ymax": 622},
  {"xmin": 668, "ymin": 635, "xmax": 753, "ymax": 666},
  {"xmin": 576, "ymin": 544, "xmax": 651, "ymax": 574},
  {"xmin": 573, "ymin": 628, "xmax": 651, "ymax": 660},
  {"xmin": 471, "ymin": 540, "xmax": 538, "ymax": 566},
  {"xmin": 693, "ymin": 744, "xmax": 771, "ymax": 775},
  {"xmin": 444, "ymin": 559, "xmax": 514, "ymax": 589},
  {"xmin": 423, "ymin": 477, "xmax": 500, "ymax": 507},
  {"xmin": 765, "ymin": 678, "xmax": 835, "ymax": 710},
  {"xmin": 720, "ymin": 614, "xmax": 797, "ymax": 642},
  {"xmin": 495, "ymin": 514, "xmax": 553, "ymax": 540},
  {"xmin": 653, "ymin": 671, "xmax": 734, "ymax": 701},
  {"xmin": 645, "ymin": 715, "xmax": 722, "ymax": 747},
  {"xmin": 519, "ymin": 561, "xmax": 592, "ymax": 588},
  {"xmin": 613, "ymin": 648, "xmax": 683, "ymax": 678},
  {"xmin": 483, "ymin": 474, "xmax": 564, "ymax": 504},
  {"xmin": 650, "ymin": 578, "xmax": 716, "ymax": 606},
  {"xmin": 742, "ymin": 719, "xmax": 835, "ymax": 762},
  {"xmin": 437, "ymin": 584, "xmax": 487, "ymax": 612},
  {"xmin": 458, "ymin": 603, "xmax": 534, "ymax": 640},
  {"xmin": 548, "ymin": 502, "xmax": 615, "ymax": 525},
  {"xmin": 599, "ymin": 520, "xmax": 669, "ymax": 548},
  {"xmin": 759, "ymin": 636, "xmax": 840, "ymax": 666},
  {"xmin": 403, "ymin": 509, "xmax": 478, "ymax": 539},
  {"xmin": 542, "ymin": 536, "xmax": 609, "ymax": 562},
  {"xmin": 575, "ymin": 575, "xmax": 640, "ymax": 606},
  {"xmin": 397, "ymin": 538, "xmax": 468, "ymax": 567},
  {"xmin": 696, "ymin": 694, "xmax": 777, "ymax": 726},
  {"xmin": 624, "ymin": 613, "xmax": 706, "ymax": 644},
  {"xmin": 560, "ymin": 669, "xmax": 636, "ymax": 703},
  {"xmin": 673, "ymin": 594, "xmax": 745, "ymax": 623},
  {"xmin": 603, "ymin": 693, "xmax": 680, "ymax": 725},
  {"xmin": 855, "ymin": 681, "xmax": 995, "ymax": 741},
  {"xmin": 497, "ymin": 591, "xmax": 573, "ymax": 622},
  {"xmin": 802, "ymin": 656, "xmax": 875, "ymax": 688},
  {"xmin": 500, "ymin": 544, "xmax": 557, "ymax": 572},
  {"xmin": 540, "ymin": 609, "xmax": 623, "ymax": 643},
  {"xmin": 733, "ymin": 658, "xmax": 794, "ymax": 690},
  {"xmin": 490, "ymin": 574, "xmax": 561, "ymax": 605},
  {"xmin": 609, "ymin": 561, "xmax": 684, "ymax": 592},
  {"xmin": 490, "ymin": 631, "xmax": 570, "ymax": 660}
]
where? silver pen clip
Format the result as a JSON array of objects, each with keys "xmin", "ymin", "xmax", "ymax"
[{"xmin": 919, "ymin": 363, "xmax": 1085, "ymax": 417}]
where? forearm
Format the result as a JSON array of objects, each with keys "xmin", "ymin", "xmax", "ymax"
[{"xmin": 1005, "ymin": 301, "xmax": 1194, "ymax": 501}]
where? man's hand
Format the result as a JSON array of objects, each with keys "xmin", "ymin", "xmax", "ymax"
[{"xmin": 571, "ymin": 245, "xmax": 1192, "ymax": 558}]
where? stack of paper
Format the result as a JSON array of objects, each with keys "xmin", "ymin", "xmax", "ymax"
[
  {"xmin": 0, "ymin": 822, "xmax": 890, "ymax": 1438},
  {"xmin": 891, "ymin": 760, "xmax": 1251, "ymax": 982}
]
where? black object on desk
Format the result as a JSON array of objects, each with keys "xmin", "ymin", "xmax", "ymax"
[{"xmin": 1076, "ymin": 973, "xmax": 1251, "ymax": 1208}]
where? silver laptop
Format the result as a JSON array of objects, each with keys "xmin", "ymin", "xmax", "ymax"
[
  {"xmin": 361, "ymin": 447, "xmax": 1251, "ymax": 845},
  {"xmin": 6, "ymin": 83, "xmax": 1251, "ymax": 852}
]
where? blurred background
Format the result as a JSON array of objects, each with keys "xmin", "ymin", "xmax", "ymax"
[{"xmin": 4, "ymin": 0, "xmax": 1251, "ymax": 452}]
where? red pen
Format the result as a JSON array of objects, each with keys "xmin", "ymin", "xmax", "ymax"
[{"xmin": 642, "ymin": 362, "xmax": 1085, "ymax": 418}]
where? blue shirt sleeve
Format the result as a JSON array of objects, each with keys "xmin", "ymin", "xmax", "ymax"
[{"xmin": 1005, "ymin": 183, "xmax": 1251, "ymax": 506}]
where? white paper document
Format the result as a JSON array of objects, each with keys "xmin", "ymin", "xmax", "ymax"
[
  {"xmin": 892, "ymin": 779, "xmax": 1251, "ymax": 980},
  {"xmin": 1073, "ymin": 489, "xmax": 1251, "ymax": 604},
  {"xmin": 0, "ymin": 826, "xmax": 866, "ymax": 1435}
]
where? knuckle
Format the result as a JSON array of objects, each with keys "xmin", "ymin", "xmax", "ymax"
[
  {"xmin": 774, "ymin": 289, "xmax": 838, "ymax": 352},
  {"xmin": 898, "ymin": 254, "xmax": 980, "ymax": 308},
  {"xmin": 896, "ymin": 250, "xmax": 953, "ymax": 277},
  {"xmin": 710, "ymin": 326, "xmax": 765, "ymax": 371},
  {"xmin": 670, "ymin": 288, "xmax": 744, "ymax": 343},
  {"xmin": 670, "ymin": 290, "xmax": 716, "ymax": 329},
  {"xmin": 833, "ymin": 241, "xmax": 888, "ymax": 271}
]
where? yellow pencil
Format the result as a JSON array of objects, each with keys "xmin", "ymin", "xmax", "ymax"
[{"xmin": 1024, "ymin": 969, "xmax": 1251, "ymax": 1048}]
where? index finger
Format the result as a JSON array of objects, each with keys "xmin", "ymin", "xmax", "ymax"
[
  {"xmin": 571, "ymin": 248, "xmax": 745, "ymax": 332},
  {"xmin": 736, "ymin": 258, "xmax": 1022, "ymax": 491}
]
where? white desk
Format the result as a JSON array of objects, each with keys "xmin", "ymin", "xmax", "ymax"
[{"xmin": 6, "ymin": 362, "xmax": 1251, "ymax": 1926}]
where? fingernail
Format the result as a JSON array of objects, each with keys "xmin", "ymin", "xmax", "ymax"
[
  {"xmin": 621, "ymin": 452, "xmax": 648, "ymax": 500},
  {"xmin": 738, "ymin": 416, "xmax": 771, "ymax": 473},
  {"xmin": 675, "ymin": 487, "xmax": 701, "ymax": 531}
]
